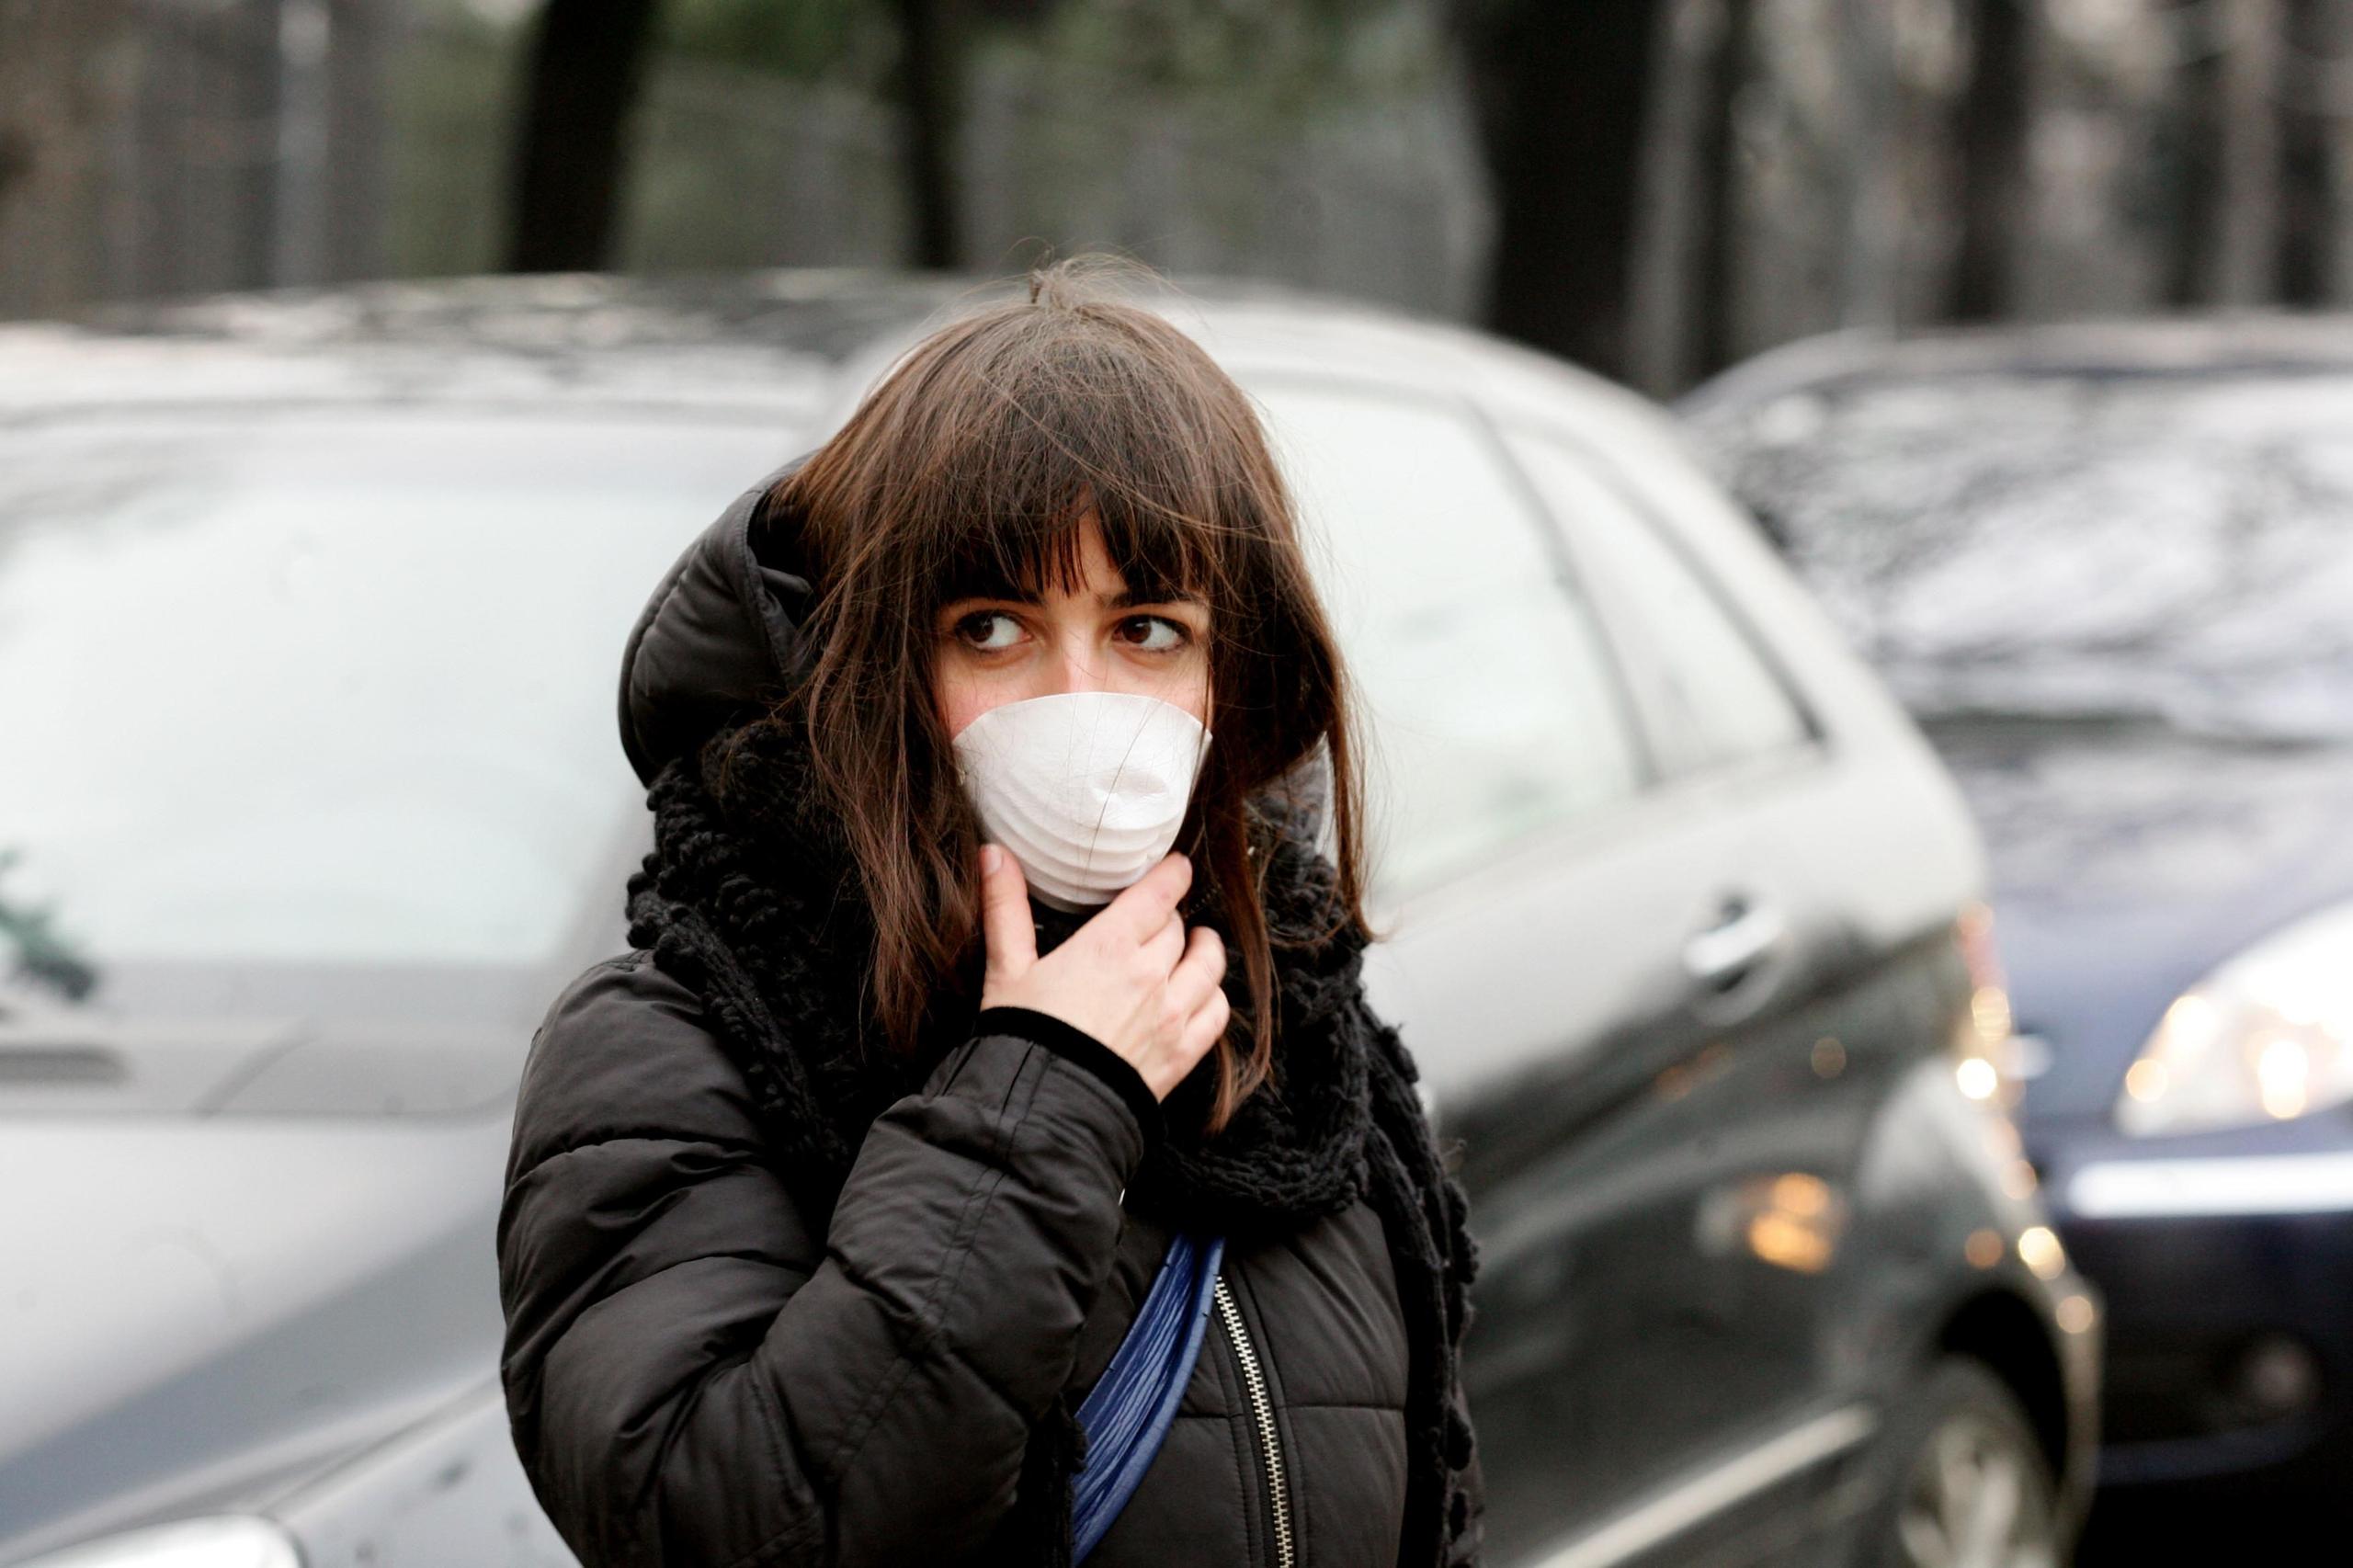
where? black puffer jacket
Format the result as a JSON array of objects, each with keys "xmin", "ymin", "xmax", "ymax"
[{"xmin": 494, "ymin": 459, "xmax": 1483, "ymax": 1568}]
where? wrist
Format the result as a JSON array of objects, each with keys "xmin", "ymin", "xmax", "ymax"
[{"xmin": 972, "ymin": 1005, "xmax": 1164, "ymax": 1155}]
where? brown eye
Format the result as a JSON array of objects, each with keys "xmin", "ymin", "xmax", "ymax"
[
  {"xmin": 1120, "ymin": 615, "xmax": 1190, "ymax": 653},
  {"xmin": 955, "ymin": 610, "xmax": 1022, "ymax": 651}
]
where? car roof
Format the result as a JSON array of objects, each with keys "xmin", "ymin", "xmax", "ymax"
[
  {"xmin": 1676, "ymin": 310, "xmax": 2353, "ymax": 423},
  {"xmin": 0, "ymin": 267, "xmax": 1641, "ymax": 426}
]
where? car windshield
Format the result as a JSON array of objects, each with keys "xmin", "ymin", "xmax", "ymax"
[
  {"xmin": 1692, "ymin": 370, "xmax": 2353, "ymax": 738},
  {"xmin": 1, "ymin": 409, "xmax": 793, "ymax": 1011}
]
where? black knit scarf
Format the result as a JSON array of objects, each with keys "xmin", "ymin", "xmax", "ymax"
[{"xmin": 620, "ymin": 712, "xmax": 1481, "ymax": 1566}]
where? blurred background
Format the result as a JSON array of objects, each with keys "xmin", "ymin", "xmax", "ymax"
[
  {"xmin": 12, "ymin": 0, "xmax": 2353, "ymax": 388},
  {"xmin": 9, "ymin": 3, "xmax": 2353, "ymax": 1565}
]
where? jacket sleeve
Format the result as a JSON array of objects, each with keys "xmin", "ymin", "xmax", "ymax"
[{"xmin": 495, "ymin": 953, "xmax": 1153, "ymax": 1568}]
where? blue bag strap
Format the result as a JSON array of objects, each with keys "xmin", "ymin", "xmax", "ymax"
[{"xmin": 1070, "ymin": 1231, "xmax": 1228, "ymax": 1562}]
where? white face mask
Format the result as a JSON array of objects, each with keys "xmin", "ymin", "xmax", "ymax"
[{"xmin": 950, "ymin": 689, "xmax": 1213, "ymax": 913}]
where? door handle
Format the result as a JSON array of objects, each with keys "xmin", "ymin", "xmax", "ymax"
[{"xmin": 1682, "ymin": 899, "xmax": 1787, "ymax": 990}]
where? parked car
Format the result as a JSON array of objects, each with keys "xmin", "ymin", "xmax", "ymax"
[
  {"xmin": 0, "ymin": 272, "xmax": 2095, "ymax": 1568},
  {"xmin": 1678, "ymin": 315, "xmax": 2353, "ymax": 1506}
]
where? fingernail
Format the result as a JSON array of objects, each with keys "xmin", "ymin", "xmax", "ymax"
[{"xmin": 981, "ymin": 844, "xmax": 1002, "ymax": 875}]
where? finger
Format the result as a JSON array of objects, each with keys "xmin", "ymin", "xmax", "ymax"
[
  {"xmin": 1178, "ymin": 985, "xmax": 1233, "ymax": 1063},
  {"xmin": 1142, "ymin": 909, "xmax": 1186, "ymax": 976},
  {"xmin": 976, "ymin": 844, "xmax": 1036, "ymax": 978},
  {"xmin": 1165, "ymin": 926, "xmax": 1226, "ymax": 1014},
  {"xmin": 1105, "ymin": 851, "xmax": 1193, "ymax": 942}
]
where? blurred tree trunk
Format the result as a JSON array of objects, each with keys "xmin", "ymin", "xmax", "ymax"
[
  {"xmin": 2165, "ymin": 0, "xmax": 2226, "ymax": 304},
  {"xmin": 504, "ymin": 0, "xmax": 662, "ymax": 272},
  {"xmin": 0, "ymin": 0, "xmax": 134, "ymax": 317},
  {"xmin": 1626, "ymin": 0, "xmax": 1722, "ymax": 395},
  {"xmin": 2214, "ymin": 0, "xmax": 2282, "ymax": 302},
  {"xmin": 232, "ymin": 0, "xmax": 284, "ymax": 291},
  {"xmin": 1691, "ymin": 0, "xmax": 1753, "ymax": 376},
  {"xmin": 893, "ymin": 0, "xmax": 963, "ymax": 269},
  {"xmin": 1834, "ymin": 0, "xmax": 1901, "ymax": 327},
  {"xmin": 2276, "ymin": 0, "xmax": 2337, "ymax": 302},
  {"xmin": 1949, "ymin": 0, "xmax": 2030, "ymax": 321},
  {"xmin": 324, "ymin": 0, "xmax": 392, "ymax": 283},
  {"xmin": 273, "ymin": 0, "xmax": 330, "ymax": 287},
  {"xmin": 80, "ymin": 0, "xmax": 281, "ymax": 302},
  {"xmin": 1448, "ymin": 0, "xmax": 1665, "ymax": 379},
  {"xmin": 2168, "ymin": 0, "xmax": 2281, "ymax": 304}
]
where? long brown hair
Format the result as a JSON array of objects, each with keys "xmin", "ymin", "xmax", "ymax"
[{"xmin": 722, "ymin": 252, "xmax": 1371, "ymax": 1134}]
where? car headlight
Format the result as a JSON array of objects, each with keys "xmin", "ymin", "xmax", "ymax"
[
  {"xmin": 2117, "ymin": 902, "xmax": 2353, "ymax": 1137},
  {"xmin": 13, "ymin": 1517, "xmax": 301, "ymax": 1568}
]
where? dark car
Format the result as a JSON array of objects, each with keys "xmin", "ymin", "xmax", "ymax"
[
  {"xmin": 1678, "ymin": 316, "xmax": 2353, "ymax": 1506},
  {"xmin": 0, "ymin": 272, "xmax": 2092, "ymax": 1568}
]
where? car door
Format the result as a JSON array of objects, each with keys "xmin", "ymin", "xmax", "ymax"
[
  {"xmin": 1244, "ymin": 372, "xmax": 1844, "ymax": 1564},
  {"xmin": 1487, "ymin": 405, "xmax": 1988, "ymax": 1562}
]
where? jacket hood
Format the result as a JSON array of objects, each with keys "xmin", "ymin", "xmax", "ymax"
[{"xmin": 619, "ymin": 449, "xmax": 821, "ymax": 789}]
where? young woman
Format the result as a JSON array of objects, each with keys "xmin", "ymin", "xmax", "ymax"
[{"xmin": 495, "ymin": 255, "xmax": 1483, "ymax": 1568}]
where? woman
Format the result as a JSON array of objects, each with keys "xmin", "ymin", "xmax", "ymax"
[{"xmin": 495, "ymin": 255, "xmax": 1483, "ymax": 1568}]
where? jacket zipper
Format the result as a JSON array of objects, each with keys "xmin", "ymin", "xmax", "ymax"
[{"xmin": 1213, "ymin": 1271, "xmax": 1295, "ymax": 1568}]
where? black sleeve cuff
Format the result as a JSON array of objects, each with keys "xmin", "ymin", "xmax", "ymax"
[{"xmin": 972, "ymin": 1005, "xmax": 1163, "ymax": 1156}]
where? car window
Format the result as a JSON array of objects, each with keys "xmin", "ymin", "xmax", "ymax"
[
  {"xmin": 1684, "ymin": 372, "xmax": 2353, "ymax": 737},
  {"xmin": 0, "ymin": 413, "xmax": 790, "ymax": 986},
  {"xmin": 1502, "ymin": 427, "xmax": 1809, "ymax": 778},
  {"xmin": 1249, "ymin": 381, "xmax": 1644, "ymax": 896}
]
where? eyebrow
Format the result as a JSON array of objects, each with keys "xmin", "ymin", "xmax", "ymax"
[{"xmin": 949, "ymin": 586, "xmax": 1208, "ymax": 610}]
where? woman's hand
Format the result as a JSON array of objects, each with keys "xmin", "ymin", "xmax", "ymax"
[{"xmin": 977, "ymin": 844, "xmax": 1230, "ymax": 1101}]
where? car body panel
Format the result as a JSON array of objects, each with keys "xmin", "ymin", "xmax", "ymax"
[{"xmin": 0, "ymin": 1114, "xmax": 508, "ymax": 1557}]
